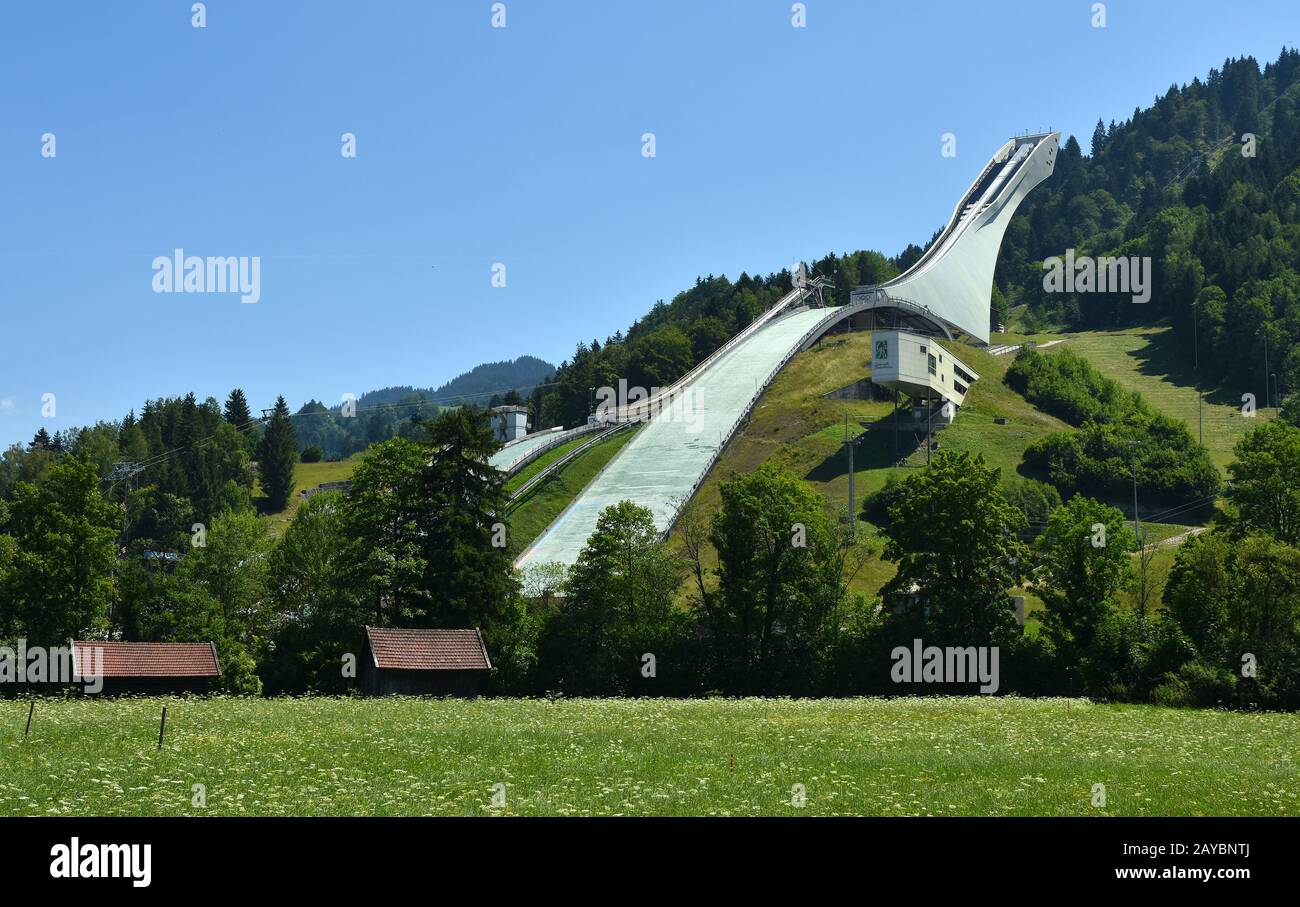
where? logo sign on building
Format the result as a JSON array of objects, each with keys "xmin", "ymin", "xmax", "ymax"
[{"xmin": 874, "ymin": 339, "xmax": 890, "ymax": 363}]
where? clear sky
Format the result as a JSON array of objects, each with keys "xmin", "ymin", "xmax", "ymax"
[{"xmin": 1, "ymin": 0, "xmax": 1296, "ymax": 447}]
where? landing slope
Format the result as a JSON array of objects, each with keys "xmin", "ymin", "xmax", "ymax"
[{"xmin": 517, "ymin": 307, "xmax": 829, "ymax": 567}]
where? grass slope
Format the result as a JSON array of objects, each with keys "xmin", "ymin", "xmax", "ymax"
[
  {"xmin": 3, "ymin": 697, "xmax": 1294, "ymax": 816},
  {"xmin": 675, "ymin": 329, "xmax": 1072, "ymax": 602},
  {"xmin": 258, "ymin": 454, "xmax": 366, "ymax": 534},
  {"xmin": 1060, "ymin": 327, "xmax": 1275, "ymax": 470},
  {"xmin": 503, "ymin": 434, "xmax": 592, "ymax": 495}
]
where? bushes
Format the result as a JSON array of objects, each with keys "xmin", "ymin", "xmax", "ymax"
[
  {"xmin": 1005, "ymin": 347, "xmax": 1147, "ymax": 426},
  {"xmin": 299, "ymin": 445, "xmax": 323, "ymax": 463},
  {"xmin": 1009, "ymin": 346, "xmax": 1221, "ymax": 503},
  {"xmin": 1151, "ymin": 661, "xmax": 1238, "ymax": 709},
  {"xmin": 1024, "ymin": 410, "xmax": 1221, "ymax": 503}
]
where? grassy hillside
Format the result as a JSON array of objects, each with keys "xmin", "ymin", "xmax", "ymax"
[
  {"xmin": 668, "ymin": 324, "xmax": 1238, "ymax": 622},
  {"xmin": 258, "ymin": 453, "xmax": 366, "ymax": 534},
  {"xmin": 1055, "ymin": 326, "xmax": 1274, "ymax": 469},
  {"xmin": 4, "ymin": 696, "xmax": 1294, "ymax": 816},
  {"xmin": 675, "ymin": 329, "xmax": 1072, "ymax": 602}
]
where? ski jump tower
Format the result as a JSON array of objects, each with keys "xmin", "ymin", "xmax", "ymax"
[{"xmin": 855, "ymin": 132, "xmax": 1059, "ymax": 416}]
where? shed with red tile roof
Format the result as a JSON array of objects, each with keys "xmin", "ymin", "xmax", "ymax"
[
  {"xmin": 359, "ymin": 627, "xmax": 491, "ymax": 697},
  {"xmin": 70, "ymin": 640, "xmax": 221, "ymax": 695}
]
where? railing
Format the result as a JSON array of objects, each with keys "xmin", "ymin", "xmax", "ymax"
[
  {"xmin": 658, "ymin": 299, "xmax": 877, "ymax": 539},
  {"xmin": 506, "ymin": 422, "xmax": 633, "ymax": 508},
  {"xmin": 620, "ymin": 285, "xmax": 811, "ymax": 421},
  {"xmin": 498, "ymin": 422, "xmax": 606, "ymax": 477}
]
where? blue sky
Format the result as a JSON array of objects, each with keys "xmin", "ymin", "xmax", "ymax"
[{"xmin": 1, "ymin": 0, "xmax": 1296, "ymax": 447}]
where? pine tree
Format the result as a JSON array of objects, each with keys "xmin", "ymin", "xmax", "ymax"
[
  {"xmin": 258, "ymin": 396, "xmax": 297, "ymax": 512},
  {"xmin": 414, "ymin": 407, "xmax": 516, "ymax": 631},
  {"xmin": 224, "ymin": 388, "xmax": 252, "ymax": 431},
  {"xmin": 29, "ymin": 428, "xmax": 51, "ymax": 451},
  {"xmin": 1091, "ymin": 118, "xmax": 1107, "ymax": 156}
]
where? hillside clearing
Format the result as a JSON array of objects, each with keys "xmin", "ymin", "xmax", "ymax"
[{"xmin": 1060, "ymin": 327, "xmax": 1274, "ymax": 469}]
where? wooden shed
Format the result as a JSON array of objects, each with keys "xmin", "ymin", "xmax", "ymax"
[
  {"xmin": 359, "ymin": 627, "xmax": 492, "ymax": 697},
  {"xmin": 70, "ymin": 640, "xmax": 222, "ymax": 695}
]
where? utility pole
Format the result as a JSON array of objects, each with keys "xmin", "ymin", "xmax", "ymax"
[
  {"xmin": 844, "ymin": 414, "xmax": 856, "ymax": 541},
  {"xmin": 926, "ymin": 394, "xmax": 932, "ymax": 466},
  {"xmin": 104, "ymin": 461, "xmax": 146, "ymax": 627},
  {"xmin": 1262, "ymin": 327, "xmax": 1271, "ymax": 412},
  {"xmin": 1129, "ymin": 440, "xmax": 1143, "ymax": 549},
  {"xmin": 1192, "ymin": 295, "xmax": 1199, "ymax": 372},
  {"xmin": 1194, "ymin": 296, "xmax": 1202, "ymax": 445},
  {"xmin": 893, "ymin": 389, "xmax": 899, "ymax": 463}
]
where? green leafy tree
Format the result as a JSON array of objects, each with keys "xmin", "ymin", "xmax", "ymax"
[
  {"xmin": 223, "ymin": 388, "xmax": 253, "ymax": 430},
  {"xmin": 710, "ymin": 462, "xmax": 851, "ymax": 692},
  {"xmin": 337, "ymin": 437, "xmax": 428, "ymax": 623},
  {"xmin": 1035, "ymin": 496, "xmax": 1134, "ymax": 662},
  {"xmin": 538, "ymin": 501, "xmax": 686, "ymax": 695},
  {"xmin": 881, "ymin": 451, "xmax": 1028, "ymax": 645},
  {"xmin": 1164, "ymin": 531, "xmax": 1235, "ymax": 655},
  {"xmin": 155, "ymin": 509, "xmax": 272, "ymax": 693},
  {"xmin": 688, "ymin": 317, "xmax": 731, "ymax": 363},
  {"xmin": 1, "ymin": 457, "xmax": 120, "ymax": 644},
  {"xmin": 417, "ymin": 408, "xmax": 517, "ymax": 633},
  {"xmin": 337, "ymin": 408, "xmax": 516, "ymax": 638},
  {"xmin": 1225, "ymin": 420, "xmax": 1300, "ymax": 544},
  {"xmin": 262, "ymin": 492, "xmax": 366, "ymax": 693}
]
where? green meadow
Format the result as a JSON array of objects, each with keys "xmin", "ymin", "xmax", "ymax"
[{"xmin": 2, "ymin": 696, "xmax": 1294, "ymax": 816}]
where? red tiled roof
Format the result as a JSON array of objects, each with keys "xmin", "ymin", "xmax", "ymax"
[
  {"xmin": 70, "ymin": 641, "xmax": 221, "ymax": 678},
  {"xmin": 365, "ymin": 627, "xmax": 491, "ymax": 672}
]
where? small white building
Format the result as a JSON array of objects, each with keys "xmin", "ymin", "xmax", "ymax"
[
  {"xmin": 870, "ymin": 329, "xmax": 978, "ymax": 418},
  {"xmin": 491, "ymin": 405, "xmax": 529, "ymax": 442}
]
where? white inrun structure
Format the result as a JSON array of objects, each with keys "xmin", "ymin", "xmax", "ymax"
[{"xmin": 516, "ymin": 133, "xmax": 1059, "ymax": 568}]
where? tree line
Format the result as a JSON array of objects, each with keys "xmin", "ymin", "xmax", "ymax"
[
  {"xmin": 5, "ymin": 397, "xmax": 1295, "ymax": 707},
  {"xmin": 995, "ymin": 49, "xmax": 1300, "ymax": 414}
]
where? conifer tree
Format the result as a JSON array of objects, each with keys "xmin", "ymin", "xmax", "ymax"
[
  {"xmin": 224, "ymin": 388, "xmax": 252, "ymax": 430},
  {"xmin": 258, "ymin": 396, "xmax": 297, "ymax": 512}
]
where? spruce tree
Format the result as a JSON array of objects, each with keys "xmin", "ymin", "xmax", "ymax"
[
  {"xmin": 415, "ymin": 407, "xmax": 516, "ymax": 631},
  {"xmin": 224, "ymin": 388, "xmax": 252, "ymax": 430},
  {"xmin": 258, "ymin": 396, "xmax": 297, "ymax": 512}
]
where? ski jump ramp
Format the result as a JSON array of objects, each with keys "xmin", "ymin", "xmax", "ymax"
[
  {"xmin": 515, "ymin": 305, "xmax": 830, "ymax": 569},
  {"xmin": 515, "ymin": 133, "xmax": 1059, "ymax": 569}
]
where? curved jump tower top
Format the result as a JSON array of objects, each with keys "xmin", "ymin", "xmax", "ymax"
[{"xmin": 851, "ymin": 132, "xmax": 1059, "ymax": 345}]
